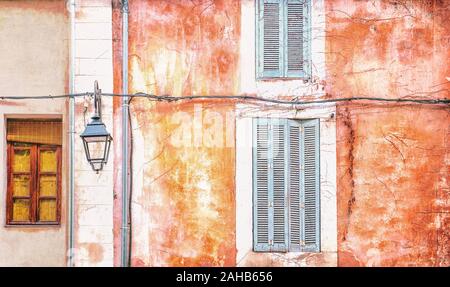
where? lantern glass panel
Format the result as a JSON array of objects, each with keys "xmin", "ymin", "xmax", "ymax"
[
  {"xmin": 84, "ymin": 135, "xmax": 107, "ymax": 143},
  {"xmin": 86, "ymin": 140, "xmax": 107, "ymax": 161}
]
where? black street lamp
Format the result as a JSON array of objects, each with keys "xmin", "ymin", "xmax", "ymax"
[{"xmin": 80, "ymin": 81, "xmax": 113, "ymax": 173}]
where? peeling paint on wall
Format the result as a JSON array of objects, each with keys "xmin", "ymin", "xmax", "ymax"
[
  {"xmin": 327, "ymin": 0, "xmax": 450, "ymax": 266},
  {"xmin": 113, "ymin": 0, "xmax": 240, "ymax": 266},
  {"xmin": 108, "ymin": 0, "xmax": 450, "ymax": 267}
]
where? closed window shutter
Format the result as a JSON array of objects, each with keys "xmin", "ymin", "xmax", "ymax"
[
  {"xmin": 258, "ymin": 0, "xmax": 283, "ymax": 78},
  {"xmin": 285, "ymin": 0, "xmax": 308, "ymax": 77},
  {"xmin": 253, "ymin": 119, "xmax": 288, "ymax": 252},
  {"xmin": 253, "ymin": 120, "xmax": 270, "ymax": 251},
  {"xmin": 254, "ymin": 118, "xmax": 319, "ymax": 253},
  {"xmin": 271, "ymin": 121, "xmax": 288, "ymax": 252},
  {"xmin": 288, "ymin": 120, "xmax": 301, "ymax": 251},
  {"xmin": 258, "ymin": 0, "xmax": 310, "ymax": 78},
  {"xmin": 301, "ymin": 119, "xmax": 320, "ymax": 252}
]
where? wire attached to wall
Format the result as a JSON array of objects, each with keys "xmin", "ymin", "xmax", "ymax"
[{"xmin": 1, "ymin": 92, "xmax": 449, "ymax": 105}]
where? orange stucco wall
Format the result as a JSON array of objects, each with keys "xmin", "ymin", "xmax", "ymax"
[
  {"xmin": 113, "ymin": 0, "xmax": 240, "ymax": 266},
  {"xmin": 326, "ymin": 0, "xmax": 449, "ymax": 266},
  {"xmin": 111, "ymin": 0, "xmax": 449, "ymax": 267}
]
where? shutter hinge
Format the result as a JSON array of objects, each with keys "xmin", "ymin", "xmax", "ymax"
[
  {"xmin": 300, "ymin": 203, "xmax": 305, "ymax": 209},
  {"xmin": 301, "ymin": 240, "xmax": 305, "ymax": 246},
  {"xmin": 268, "ymin": 201, "xmax": 273, "ymax": 207}
]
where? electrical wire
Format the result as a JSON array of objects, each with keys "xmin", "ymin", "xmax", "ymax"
[
  {"xmin": 0, "ymin": 93, "xmax": 90, "ymax": 100},
  {"xmin": 1, "ymin": 92, "xmax": 449, "ymax": 105}
]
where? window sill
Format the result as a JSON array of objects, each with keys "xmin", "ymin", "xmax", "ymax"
[
  {"xmin": 5, "ymin": 222, "xmax": 61, "ymax": 228},
  {"xmin": 256, "ymin": 77, "xmax": 310, "ymax": 82},
  {"xmin": 253, "ymin": 250, "xmax": 321, "ymax": 254}
]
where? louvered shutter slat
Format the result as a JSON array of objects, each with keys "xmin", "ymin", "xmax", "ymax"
[
  {"xmin": 264, "ymin": 3, "xmax": 280, "ymax": 70},
  {"xmin": 288, "ymin": 121, "xmax": 301, "ymax": 251},
  {"xmin": 271, "ymin": 123, "xmax": 288, "ymax": 251},
  {"xmin": 259, "ymin": 0, "xmax": 282, "ymax": 77},
  {"xmin": 301, "ymin": 119, "xmax": 320, "ymax": 252},
  {"xmin": 254, "ymin": 121, "xmax": 270, "ymax": 251},
  {"xmin": 287, "ymin": 2, "xmax": 303, "ymax": 72}
]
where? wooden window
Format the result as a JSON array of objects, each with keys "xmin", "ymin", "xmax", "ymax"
[
  {"xmin": 6, "ymin": 120, "xmax": 62, "ymax": 225},
  {"xmin": 256, "ymin": 0, "xmax": 311, "ymax": 79},
  {"xmin": 253, "ymin": 118, "xmax": 320, "ymax": 252}
]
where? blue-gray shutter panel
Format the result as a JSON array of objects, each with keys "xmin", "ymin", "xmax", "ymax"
[
  {"xmin": 258, "ymin": 0, "xmax": 310, "ymax": 79},
  {"xmin": 254, "ymin": 118, "xmax": 319, "ymax": 253},
  {"xmin": 271, "ymin": 119, "xmax": 289, "ymax": 252},
  {"xmin": 287, "ymin": 120, "xmax": 302, "ymax": 251},
  {"xmin": 253, "ymin": 118, "xmax": 288, "ymax": 252},
  {"xmin": 285, "ymin": 0, "xmax": 311, "ymax": 78},
  {"xmin": 258, "ymin": 0, "xmax": 283, "ymax": 78},
  {"xmin": 253, "ymin": 119, "xmax": 270, "ymax": 251},
  {"xmin": 300, "ymin": 119, "xmax": 320, "ymax": 252}
]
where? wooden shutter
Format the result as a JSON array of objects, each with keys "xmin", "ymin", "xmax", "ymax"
[
  {"xmin": 285, "ymin": 0, "xmax": 309, "ymax": 77},
  {"xmin": 254, "ymin": 118, "xmax": 319, "ymax": 253},
  {"xmin": 253, "ymin": 119, "xmax": 270, "ymax": 251},
  {"xmin": 258, "ymin": 0, "xmax": 310, "ymax": 78},
  {"xmin": 258, "ymin": 0, "xmax": 283, "ymax": 78},
  {"xmin": 7, "ymin": 144, "xmax": 35, "ymax": 224},
  {"xmin": 37, "ymin": 146, "xmax": 61, "ymax": 223},
  {"xmin": 288, "ymin": 120, "xmax": 301, "ymax": 251},
  {"xmin": 253, "ymin": 118, "xmax": 288, "ymax": 252},
  {"xmin": 300, "ymin": 119, "xmax": 320, "ymax": 252},
  {"xmin": 271, "ymin": 120, "xmax": 288, "ymax": 251}
]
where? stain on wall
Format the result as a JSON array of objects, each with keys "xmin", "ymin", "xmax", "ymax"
[
  {"xmin": 112, "ymin": 0, "xmax": 124, "ymax": 267},
  {"xmin": 113, "ymin": 0, "xmax": 240, "ymax": 266},
  {"xmin": 110, "ymin": 0, "xmax": 450, "ymax": 267},
  {"xmin": 326, "ymin": 0, "xmax": 450, "ymax": 266},
  {"xmin": 0, "ymin": 0, "xmax": 69, "ymax": 267}
]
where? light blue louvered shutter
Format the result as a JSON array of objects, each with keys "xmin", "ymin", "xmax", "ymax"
[
  {"xmin": 271, "ymin": 119, "xmax": 289, "ymax": 252},
  {"xmin": 253, "ymin": 118, "xmax": 288, "ymax": 252},
  {"xmin": 257, "ymin": 0, "xmax": 283, "ymax": 78},
  {"xmin": 300, "ymin": 119, "xmax": 320, "ymax": 252},
  {"xmin": 253, "ymin": 119, "xmax": 270, "ymax": 251},
  {"xmin": 284, "ymin": 0, "xmax": 311, "ymax": 78},
  {"xmin": 287, "ymin": 120, "xmax": 302, "ymax": 251}
]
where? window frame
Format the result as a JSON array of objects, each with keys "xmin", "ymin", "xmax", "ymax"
[
  {"xmin": 256, "ymin": 0, "xmax": 312, "ymax": 80},
  {"xmin": 6, "ymin": 142, "xmax": 62, "ymax": 226}
]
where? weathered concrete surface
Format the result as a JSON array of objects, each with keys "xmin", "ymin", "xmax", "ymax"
[
  {"xmin": 72, "ymin": 0, "xmax": 115, "ymax": 267},
  {"xmin": 113, "ymin": 0, "xmax": 240, "ymax": 266},
  {"xmin": 325, "ymin": 0, "xmax": 450, "ymax": 266},
  {"xmin": 0, "ymin": 0, "xmax": 69, "ymax": 266},
  {"xmin": 110, "ymin": 0, "xmax": 449, "ymax": 267}
]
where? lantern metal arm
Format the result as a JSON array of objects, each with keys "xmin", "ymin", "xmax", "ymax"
[{"xmin": 80, "ymin": 81, "xmax": 113, "ymax": 173}]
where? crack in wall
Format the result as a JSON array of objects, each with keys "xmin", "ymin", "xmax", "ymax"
[{"xmin": 342, "ymin": 107, "xmax": 356, "ymax": 242}]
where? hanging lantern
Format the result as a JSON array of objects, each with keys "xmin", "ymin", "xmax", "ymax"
[{"xmin": 80, "ymin": 81, "xmax": 113, "ymax": 173}]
